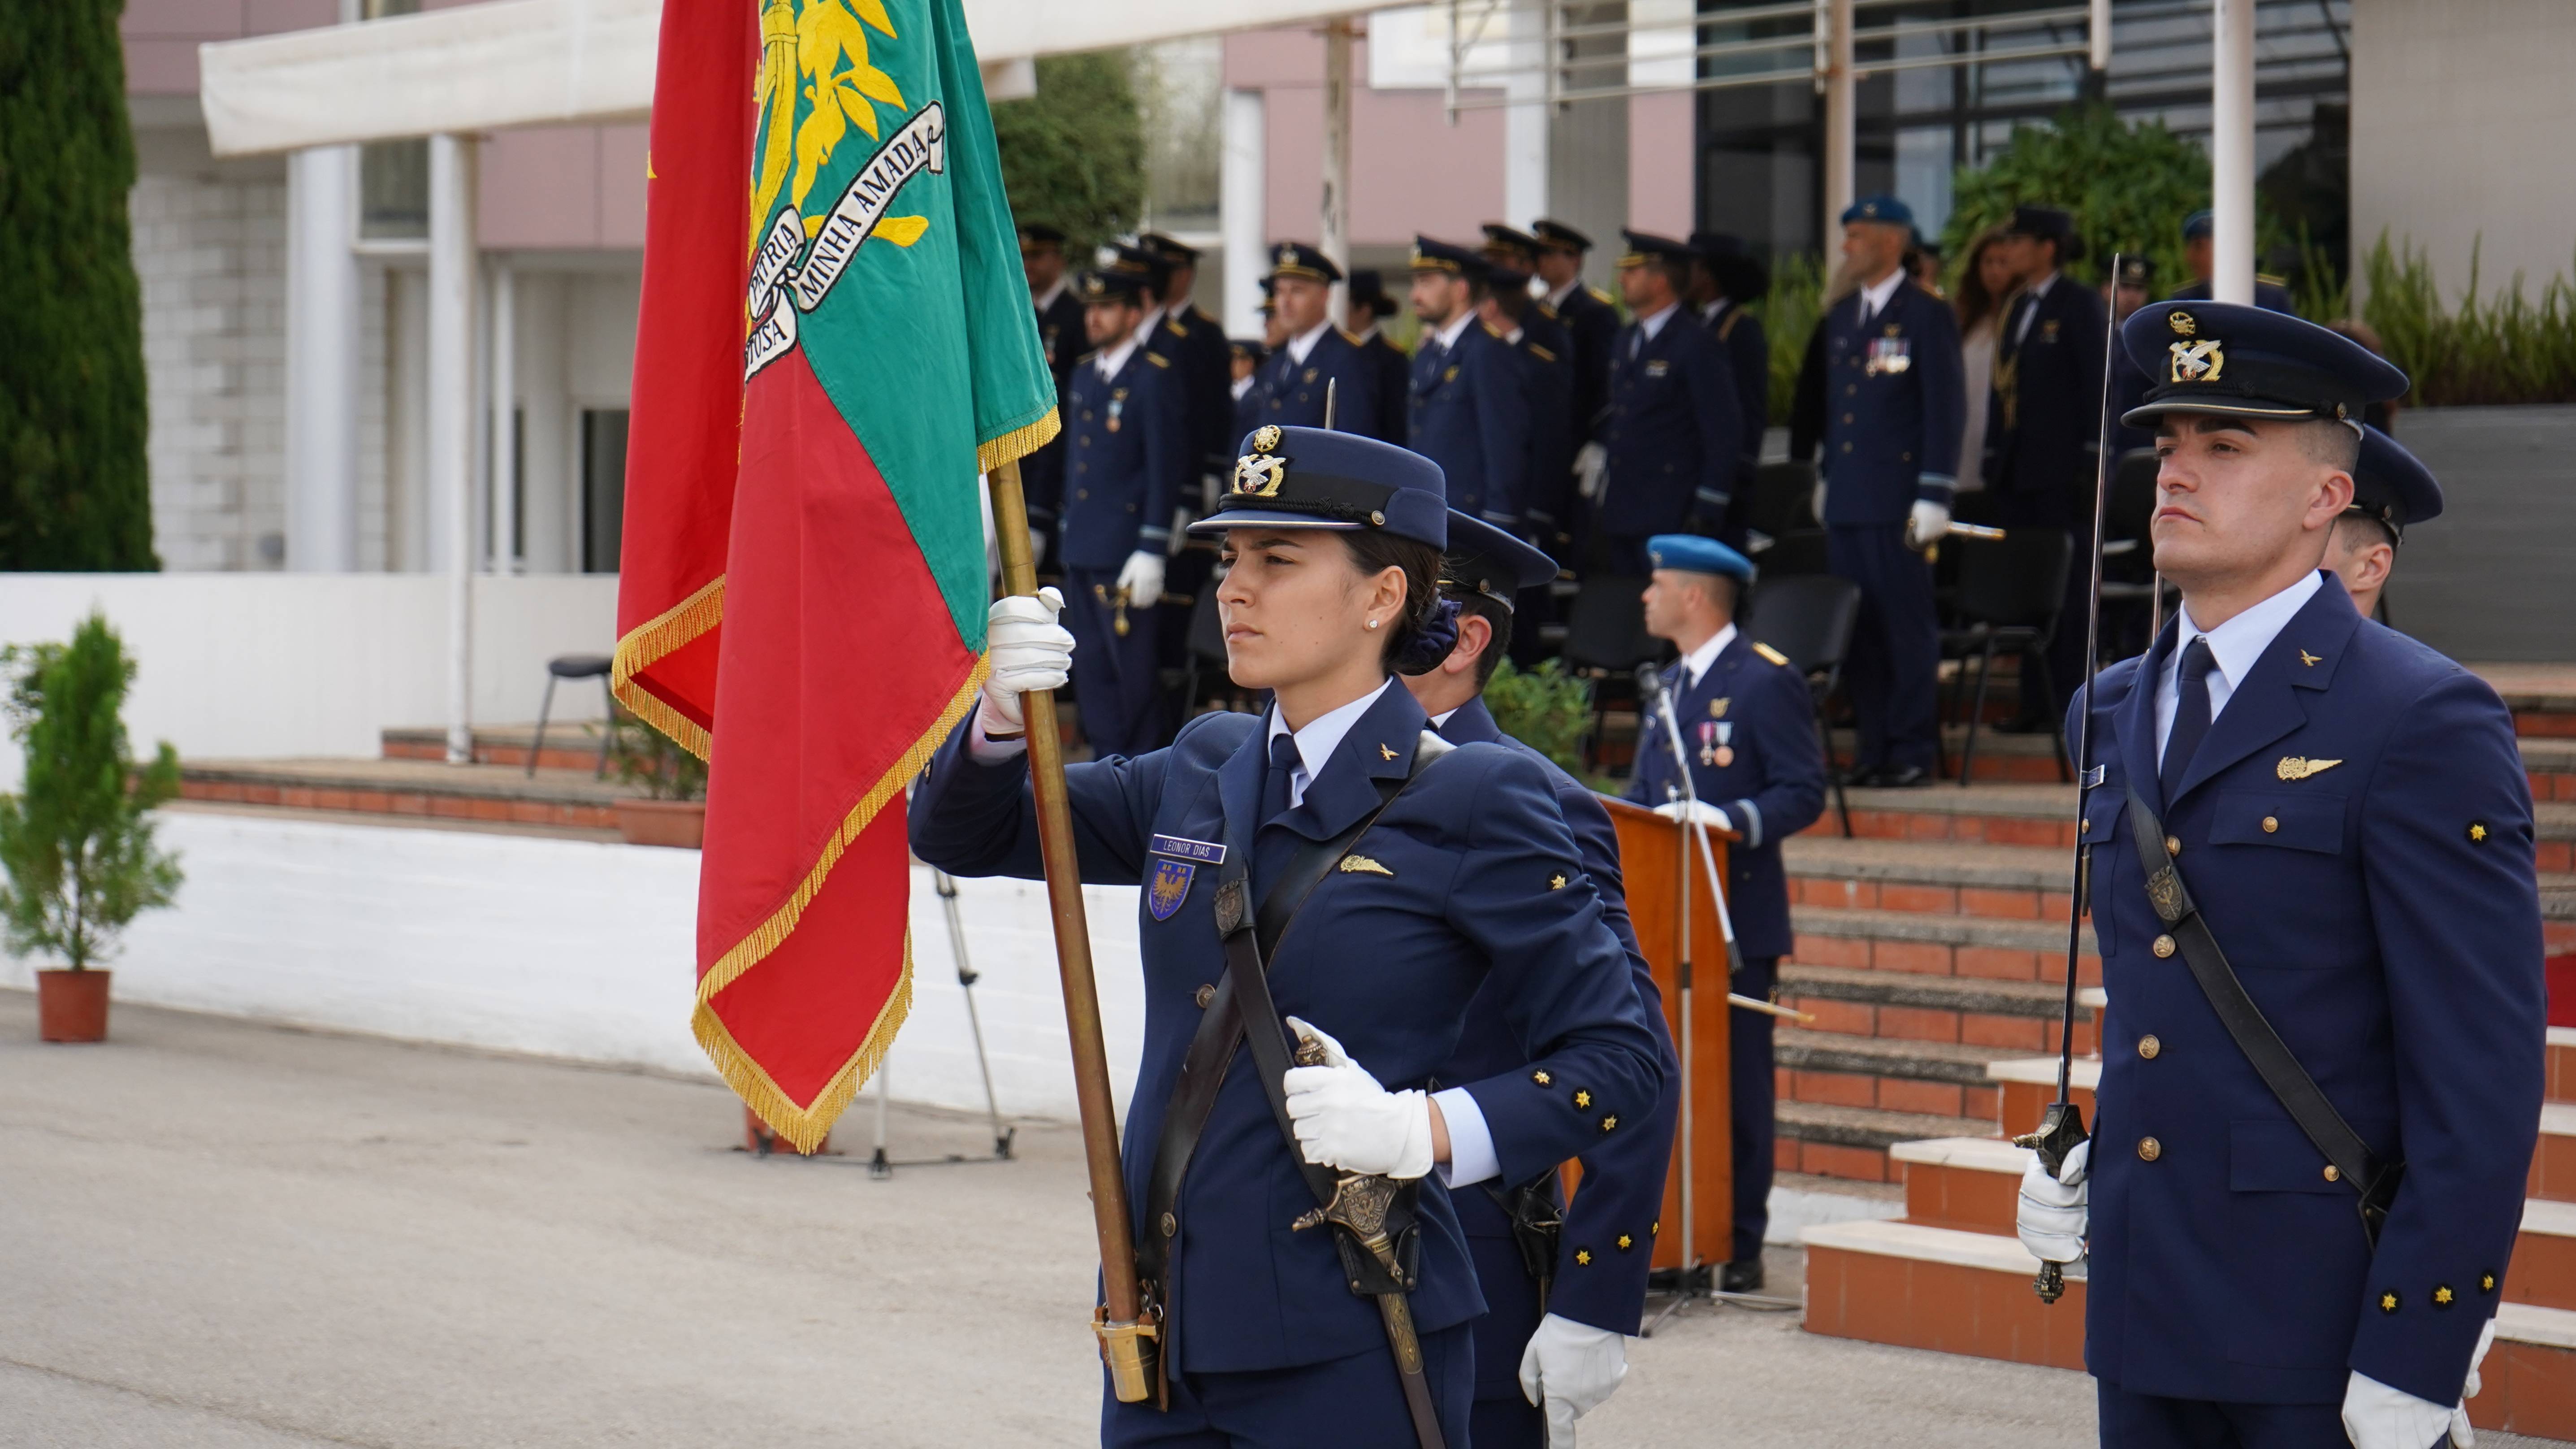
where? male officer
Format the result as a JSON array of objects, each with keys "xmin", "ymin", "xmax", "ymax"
[
  {"xmin": 1533, "ymin": 219, "xmax": 1620, "ymax": 460},
  {"xmin": 1250, "ymin": 242, "xmax": 1379, "ymax": 438},
  {"xmin": 1020, "ymin": 223, "xmax": 1087, "ymax": 567},
  {"xmin": 1052, "ymin": 269, "xmax": 1189, "ymax": 757},
  {"xmin": 1690, "ymin": 232, "xmax": 1773, "ymax": 546},
  {"xmin": 1346, "ymin": 269, "xmax": 1412, "ymax": 446},
  {"xmin": 1984, "ymin": 204, "xmax": 2108, "ymax": 730},
  {"xmin": 1593, "ymin": 232, "xmax": 1741, "ymax": 576},
  {"xmin": 1408, "ymin": 512, "xmax": 1680, "ymax": 1449},
  {"xmin": 2174, "ymin": 209, "xmax": 2297, "ymax": 313},
  {"xmin": 1409, "ymin": 237, "xmax": 1532, "ymax": 530},
  {"xmin": 2016, "ymin": 303, "xmax": 2541, "ymax": 1449},
  {"xmin": 1479, "ymin": 229, "xmax": 1577, "ymax": 554},
  {"xmin": 1229, "ymin": 337, "xmax": 1268, "ymax": 443},
  {"xmin": 2324, "ymin": 425, "xmax": 2439, "ymax": 621},
  {"xmin": 1139, "ymin": 232, "xmax": 1238, "ymax": 498},
  {"xmin": 1622, "ymin": 535, "xmax": 1827, "ymax": 1293},
  {"xmin": 1813, "ymin": 195, "xmax": 1963, "ymax": 788}
]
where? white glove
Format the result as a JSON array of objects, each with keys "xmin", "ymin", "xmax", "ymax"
[
  {"xmin": 2013, "ymin": 1138, "xmax": 2089, "ymax": 1265},
  {"xmin": 1906, "ymin": 499, "xmax": 1952, "ymax": 550},
  {"xmin": 977, "ymin": 588, "xmax": 1072, "ymax": 741},
  {"xmin": 2344, "ymin": 1369, "xmax": 2466, "ymax": 1449},
  {"xmin": 1574, "ymin": 443, "xmax": 1609, "ymax": 502},
  {"xmin": 1026, "ymin": 525, "xmax": 1047, "ymax": 567},
  {"xmin": 1810, "ymin": 478, "xmax": 1828, "ymax": 524},
  {"xmin": 1281, "ymin": 1016, "xmax": 1435, "ymax": 1180},
  {"xmin": 1518, "ymin": 1312, "xmax": 1629, "ymax": 1447},
  {"xmin": 1653, "ymin": 800, "xmax": 1732, "ymax": 829},
  {"xmin": 2439, "ymin": 1316, "xmax": 2500, "ymax": 1448},
  {"xmin": 1117, "ymin": 550, "xmax": 1166, "ymax": 610}
]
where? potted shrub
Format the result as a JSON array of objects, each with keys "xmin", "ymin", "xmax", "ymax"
[
  {"xmin": 0, "ymin": 614, "xmax": 183, "ymax": 1043},
  {"xmin": 608, "ymin": 707, "xmax": 709, "ymax": 848}
]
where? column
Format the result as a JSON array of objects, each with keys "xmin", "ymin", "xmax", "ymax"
[
  {"xmin": 429, "ymin": 132, "xmax": 479, "ymax": 762},
  {"xmin": 1221, "ymin": 88, "xmax": 1267, "ymax": 338},
  {"xmin": 284, "ymin": 144, "xmax": 361, "ymax": 571},
  {"xmin": 1502, "ymin": 0, "xmax": 1550, "ymax": 227},
  {"xmin": 1320, "ymin": 18, "xmax": 1354, "ymax": 310},
  {"xmin": 2209, "ymin": 0, "xmax": 2256, "ymax": 305},
  {"xmin": 1819, "ymin": 0, "xmax": 1855, "ymax": 256},
  {"xmin": 488, "ymin": 260, "xmax": 517, "ymax": 574}
]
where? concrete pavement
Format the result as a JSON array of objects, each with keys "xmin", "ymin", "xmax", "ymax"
[{"xmin": 0, "ymin": 993, "xmax": 2548, "ymax": 1448}]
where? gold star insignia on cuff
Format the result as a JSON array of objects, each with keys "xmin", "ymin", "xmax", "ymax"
[
  {"xmin": 1616, "ymin": 1234, "xmax": 1634, "ymax": 1250},
  {"xmin": 1532, "ymin": 1070, "xmax": 1551, "ymax": 1087},
  {"xmin": 2380, "ymin": 1291, "xmax": 2400, "ymax": 1314},
  {"xmin": 1574, "ymin": 1249, "xmax": 1593, "ymax": 1266},
  {"xmin": 1573, "ymin": 1090, "xmax": 1592, "ymax": 1109},
  {"xmin": 1600, "ymin": 1115, "xmax": 1619, "ymax": 1132},
  {"xmin": 2481, "ymin": 1272, "xmax": 2499, "ymax": 1294},
  {"xmin": 2434, "ymin": 1285, "xmax": 2456, "ymax": 1307},
  {"xmin": 2470, "ymin": 821, "xmax": 2489, "ymax": 842},
  {"xmin": 1550, "ymin": 873, "xmax": 1568, "ymax": 890}
]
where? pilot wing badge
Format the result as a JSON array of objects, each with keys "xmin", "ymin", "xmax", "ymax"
[{"xmin": 1148, "ymin": 859, "xmax": 1196, "ymax": 920}]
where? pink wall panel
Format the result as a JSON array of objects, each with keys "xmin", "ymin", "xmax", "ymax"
[
  {"xmin": 480, "ymin": 126, "xmax": 603, "ymax": 249},
  {"xmin": 123, "ymin": 38, "xmax": 208, "ymax": 95},
  {"xmin": 122, "ymin": 0, "xmax": 246, "ymax": 41},
  {"xmin": 596, "ymin": 124, "xmax": 649, "ymax": 248},
  {"xmin": 1246, "ymin": 32, "xmax": 1505, "ymax": 251},
  {"xmin": 244, "ymin": 0, "xmax": 338, "ymax": 35},
  {"xmin": 1224, "ymin": 26, "xmax": 1324, "ymax": 89},
  {"xmin": 1629, "ymin": 92, "xmax": 1694, "ymax": 238}
]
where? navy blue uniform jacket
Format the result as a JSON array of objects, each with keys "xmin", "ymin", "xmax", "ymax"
[
  {"xmin": 1411, "ymin": 321, "xmax": 1533, "ymax": 528},
  {"xmin": 1251, "ymin": 326, "xmax": 1381, "ymax": 439},
  {"xmin": 909, "ymin": 684, "xmax": 1667, "ymax": 1375},
  {"xmin": 1436, "ymin": 697, "xmax": 1680, "ymax": 1398},
  {"xmin": 1052, "ymin": 348, "xmax": 1187, "ymax": 571},
  {"xmin": 1545, "ymin": 286, "xmax": 1620, "ymax": 444},
  {"xmin": 2069, "ymin": 581, "xmax": 2543, "ymax": 1407},
  {"xmin": 1598, "ymin": 312, "xmax": 1742, "ymax": 539},
  {"xmin": 1022, "ymin": 288, "xmax": 1089, "ymax": 542},
  {"xmin": 1622, "ymin": 633, "xmax": 1828, "ymax": 960},
  {"xmin": 1708, "ymin": 302, "xmax": 1771, "ymax": 537},
  {"xmin": 1983, "ymin": 278, "xmax": 2108, "ymax": 523},
  {"xmin": 1149, "ymin": 303, "xmax": 1237, "ymax": 487},
  {"xmin": 1359, "ymin": 330, "xmax": 1412, "ymax": 447},
  {"xmin": 1512, "ymin": 316, "xmax": 1578, "ymax": 539},
  {"xmin": 1818, "ymin": 282, "xmax": 1965, "ymax": 525}
]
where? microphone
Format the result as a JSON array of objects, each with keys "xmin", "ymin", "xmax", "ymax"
[{"xmin": 1634, "ymin": 661, "xmax": 1666, "ymax": 703}]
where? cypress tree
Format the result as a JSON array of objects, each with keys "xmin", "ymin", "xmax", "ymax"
[{"xmin": 0, "ymin": 0, "xmax": 156, "ymax": 571}]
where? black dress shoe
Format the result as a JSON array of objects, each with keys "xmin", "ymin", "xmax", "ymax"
[
  {"xmin": 1993, "ymin": 716, "xmax": 2056, "ymax": 735},
  {"xmin": 1719, "ymin": 1258, "xmax": 1765, "ymax": 1294},
  {"xmin": 1861, "ymin": 764, "xmax": 1931, "ymax": 788}
]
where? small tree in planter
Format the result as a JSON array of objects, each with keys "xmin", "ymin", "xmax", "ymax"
[
  {"xmin": 606, "ymin": 705, "xmax": 709, "ymax": 847},
  {"xmin": 0, "ymin": 612, "xmax": 182, "ymax": 1041}
]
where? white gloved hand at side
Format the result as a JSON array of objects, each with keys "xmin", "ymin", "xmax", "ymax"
[
  {"xmin": 2344, "ymin": 1368, "xmax": 2467, "ymax": 1449},
  {"xmin": 1575, "ymin": 443, "xmax": 1609, "ymax": 502},
  {"xmin": 977, "ymin": 588, "xmax": 1072, "ymax": 741},
  {"xmin": 2014, "ymin": 1138, "xmax": 2089, "ymax": 1265},
  {"xmin": 1117, "ymin": 550, "xmax": 1166, "ymax": 610},
  {"xmin": 1906, "ymin": 499, "xmax": 1953, "ymax": 550},
  {"xmin": 1281, "ymin": 1016, "xmax": 1435, "ymax": 1180},
  {"xmin": 2438, "ymin": 1316, "xmax": 2501, "ymax": 1448},
  {"xmin": 1652, "ymin": 800, "xmax": 1732, "ymax": 829},
  {"xmin": 1518, "ymin": 1312, "xmax": 1629, "ymax": 1447},
  {"xmin": 1810, "ymin": 478, "xmax": 1828, "ymax": 524}
]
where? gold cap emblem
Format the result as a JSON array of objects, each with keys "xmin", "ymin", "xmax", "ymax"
[
  {"xmin": 2169, "ymin": 338, "xmax": 2225, "ymax": 383},
  {"xmin": 1231, "ymin": 451, "xmax": 1287, "ymax": 497},
  {"xmin": 2169, "ymin": 311, "xmax": 2197, "ymax": 337}
]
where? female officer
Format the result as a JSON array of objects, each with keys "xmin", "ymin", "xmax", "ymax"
[{"xmin": 910, "ymin": 426, "xmax": 1664, "ymax": 1449}]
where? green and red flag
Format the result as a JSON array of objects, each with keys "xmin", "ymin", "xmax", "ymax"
[{"xmin": 615, "ymin": 0, "xmax": 1056, "ymax": 1151}]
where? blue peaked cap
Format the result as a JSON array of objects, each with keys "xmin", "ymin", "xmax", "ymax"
[
  {"xmin": 1189, "ymin": 425, "xmax": 1449, "ymax": 551},
  {"xmin": 1647, "ymin": 534, "xmax": 1755, "ymax": 584},
  {"xmin": 1442, "ymin": 512, "xmax": 1557, "ymax": 610},
  {"xmin": 2119, "ymin": 300, "xmax": 2408, "ymax": 427},
  {"xmin": 1841, "ymin": 193, "xmax": 1914, "ymax": 228},
  {"xmin": 2353, "ymin": 425, "xmax": 2443, "ymax": 535}
]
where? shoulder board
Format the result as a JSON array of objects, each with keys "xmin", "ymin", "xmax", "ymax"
[
  {"xmin": 1535, "ymin": 300, "xmax": 1559, "ymax": 319},
  {"xmin": 1144, "ymin": 352, "xmax": 1170, "ymax": 368},
  {"xmin": 1588, "ymin": 286, "xmax": 1615, "ymax": 305},
  {"xmin": 2256, "ymin": 272, "xmax": 2288, "ymax": 286},
  {"xmin": 1075, "ymin": 349, "xmax": 1100, "ymax": 364},
  {"xmin": 1753, "ymin": 641, "xmax": 1792, "ymax": 668},
  {"xmin": 1526, "ymin": 343, "xmax": 1557, "ymax": 363},
  {"xmin": 1910, "ymin": 280, "xmax": 1945, "ymax": 299},
  {"xmin": 1480, "ymin": 320, "xmax": 1510, "ymax": 340},
  {"xmin": 1165, "ymin": 318, "xmax": 1188, "ymax": 337},
  {"xmin": 1337, "ymin": 327, "xmax": 1365, "ymax": 345},
  {"xmin": 1715, "ymin": 311, "xmax": 1741, "ymax": 341}
]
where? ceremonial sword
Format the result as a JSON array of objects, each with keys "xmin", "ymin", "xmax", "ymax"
[{"xmin": 2013, "ymin": 252, "xmax": 2130, "ymax": 1305}]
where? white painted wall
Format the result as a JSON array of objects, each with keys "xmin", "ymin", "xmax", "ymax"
[
  {"xmin": 0, "ymin": 573, "xmax": 619, "ymax": 786},
  {"xmin": 0, "ymin": 811, "xmax": 1150, "ymax": 1125}
]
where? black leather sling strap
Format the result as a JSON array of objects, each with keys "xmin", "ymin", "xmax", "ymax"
[
  {"xmin": 1136, "ymin": 731, "xmax": 1454, "ymax": 1446},
  {"xmin": 2125, "ymin": 787, "xmax": 2403, "ymax": 1244}
]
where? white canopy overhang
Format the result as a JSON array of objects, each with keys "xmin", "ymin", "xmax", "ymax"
[{"xmin": 199, "ymin": 0, "xmax": 1381, "ymax": 157}]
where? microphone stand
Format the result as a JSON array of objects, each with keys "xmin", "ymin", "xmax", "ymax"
[{"xmin": 2013, "ymin": 253, "xmax": 2128, "ymax": 1304}]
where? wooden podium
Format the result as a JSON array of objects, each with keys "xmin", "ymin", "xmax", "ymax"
[{"xmin": 1594, "ymin": 796, "xmax": 1735, "ymax": 1274}]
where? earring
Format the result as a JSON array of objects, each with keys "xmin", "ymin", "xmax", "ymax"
[{"xmin": 1367, "ymin": 618, "xmax": 1381, "ymax": 630}]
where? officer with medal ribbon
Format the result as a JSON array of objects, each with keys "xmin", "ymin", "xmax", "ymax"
[
  {"xmin": 1813, "ymin": 194, "xmax": 1964, "ymax": 788},
  {"xmin": 1688, "ymin": 232, "xmax": 1773, "ymax": 547},
  {"xmin": 2323, "ymin": 425, "xmax": 2439, "ymax": 622},
  {"xmin": 1408, "ymin": 238, "xmax": 1534, "ymax": 532},
  {"xmin": 1593, "ymin": 232, "xmax": 1743, "ymax": 576},
  {"xmin": 1621, "ymin": 535, "xmax": 1827, "ymax": 1293},
  {"xmin": 912, "ymin": 425, "xmax": 1665, "ymax": 1448},
  {"xmin": 1404, "ymin": 512, "xmax": 1681, "ymax": 1449},
  {"xmin": 1047, "ymin": 268, "xmax": 1189, "ymax": 758},
  {"xmin": 1983, "ymin": 205, "xmax": 2108, "ymax": 732},
  {"xmin": 1346, "ymin": 269, "xmax": 1413, "ymax": 447},
  {"xmin": 2013, "ymin": 302, "xmax": 2542, "ymax": 1449},
  {"xmin": 1252, "ymin": 243, "xmax": 1381, "ymax": 439}
]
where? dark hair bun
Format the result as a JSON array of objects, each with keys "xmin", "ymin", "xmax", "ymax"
[{"xmin": 1392, "ymin": 596, "xmax": 1463, "ymax": 676}]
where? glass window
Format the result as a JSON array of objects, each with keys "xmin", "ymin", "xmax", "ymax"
[
  {"xmin": 582, "ymin": 410, "xmax": 629, "ymax": 575},
  {"xmin": 358, "ymin": 0, "xmax": 428, "ymax": 240}
]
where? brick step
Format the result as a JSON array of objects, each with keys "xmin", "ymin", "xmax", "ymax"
[
  {"xmin": 382, "ymin": 723, "xmax": 614, "ymax": 774},
  {"xmin": 1800, "ymin": 1219, "xmax": 2576, "ymax": 1437},
  {"xmin": 1779, "ymin": 964, "xmax": 2103, "ymax": 1059},
  {"xmin": 2524, "ymin": 737, "xmax": 2576, "ymax": 802},
  {"xmin": 178, "ymin": 758, "xmax": 638, "ymax": 832},
  {"xmin": 1775, "ymin": 1030, "xmax": 2013, "ymax": 1125},
  {"xmin": 1789, "ymin": 902, "xmax": 2101, "ymax": 985},
  {"xmin": 1774, "ymin": 1101, "xmax": 1996, "ymax": 1184},
  {"xmin": 1988, "ymin": 1056, "xmax": 2100, "ymax": 1140}
]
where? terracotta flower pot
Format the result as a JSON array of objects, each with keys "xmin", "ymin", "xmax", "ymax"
[
  {"xmin": 615, "ymin": 798, "xmax": 706, "ymax": 849},
  {"xmin": 36, "ymin": 968, "xmax": 111, "ymax": 1043}
]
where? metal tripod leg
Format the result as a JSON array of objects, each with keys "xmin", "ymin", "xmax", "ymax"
[{"xmin": 861, "ymin": 868, "xmax": 1017, "ymax": 1178}]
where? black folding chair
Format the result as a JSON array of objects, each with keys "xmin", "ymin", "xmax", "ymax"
[
  {"xmin": 528, "ymin": 654, "xmax": 615, "ymax": 778},
  {"xmin": 1755, "ymin": 529, "xmax": 1832, "ymax": 578},
  {"xmin": 1745, "ymin": 459, "xmax": 1820, "ymax": 542},
  {"xmin": 1561, "ymin": 575, "xmax": 1665, "ymax": 772},
  {"xmin": 2098, "ymin": 448, "xmax": 2163, "ymax": 656},
  {"xmin": 1938, "ymin": 531, "xmax": 2074, "ymax": 786},
  {"xmin": 1742, "ymin": 574, "xmax": 1863, "ymax": 837}
]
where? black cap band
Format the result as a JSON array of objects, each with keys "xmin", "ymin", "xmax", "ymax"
[{"xmin": 1211, "ymin": 471, "xmax": 1399, "ymax": 529}]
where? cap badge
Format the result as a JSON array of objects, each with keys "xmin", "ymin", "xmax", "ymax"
[
  {"xmin": 2169, "ymin": 311, "xmax": 2197, "ymax": 337},
  {"xmin": 1252, "ymin": 425, "xmax": 1282, "ymax": 453},
  {"xmin": 1232, "ymin": 450, "xmax": 1288, "ymax": 498},
  {"xmin": 2169, "ymin": 338, "xmax": 2225, "ymax": 383}
]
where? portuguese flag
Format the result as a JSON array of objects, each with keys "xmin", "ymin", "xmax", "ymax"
[{"xmin": 615, "ymin": 0, "xmax": 1056, "ymax": 1151}]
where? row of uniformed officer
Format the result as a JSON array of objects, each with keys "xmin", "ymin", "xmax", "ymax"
[
  {"xmin": 1242, "ymin": 243, "xmax": 1382, "ymax": 439},
  {"xmin": 1406, "ymin": 238, "xmax": 1533, "ymax": 532}
]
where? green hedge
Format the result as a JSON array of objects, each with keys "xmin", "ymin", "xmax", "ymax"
[
  {"xmin": 2358, "ymin": 234, "xmax": 2576, "ymax": 408},
  {"xmin": 991, "ymin": 53, "xmax": 1144, "ymax": 260}
]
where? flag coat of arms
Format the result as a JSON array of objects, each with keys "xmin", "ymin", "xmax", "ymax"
[{"xmin": 615, "ymin": 0, "xmax": 1056, "ymax": 1150}]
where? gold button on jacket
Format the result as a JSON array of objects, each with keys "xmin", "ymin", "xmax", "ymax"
[
  {"xmin": 2137, "ymin": 1137, "xmax": 2163, "ymax": 1162},
  {"xmin": 2138, "ymin": 1034, "xmax": 2162, "ymax": 1060}
]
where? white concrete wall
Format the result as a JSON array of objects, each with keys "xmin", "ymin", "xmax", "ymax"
[
  {"xmin": 2351, "ymin": 0, "xmax": 2576, "ymax": 298},
  {"xmin": 0, "ymin": 811, "xmax": 1150, "ymax": 1125},
  {"xmin": 0, "ymin": 573, "xmax": 620, "ymax": 784}
]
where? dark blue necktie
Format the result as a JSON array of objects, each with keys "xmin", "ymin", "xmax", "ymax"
[
  {"xmin": 1253, "ymin": 733, "xmax": 1303, "ymax": 902},
  {"xmin": 2160, "ymin": 637, "xmax": 2217, "ymax": 803}
]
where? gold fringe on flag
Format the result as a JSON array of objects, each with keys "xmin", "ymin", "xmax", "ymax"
[
  {"xmin": 610, "ymin": 574, "xmax": 726, "ymax": 760},
  {"xmin": 977, "ymin": 405, "xmax": 1061, "ymax": 477}
]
